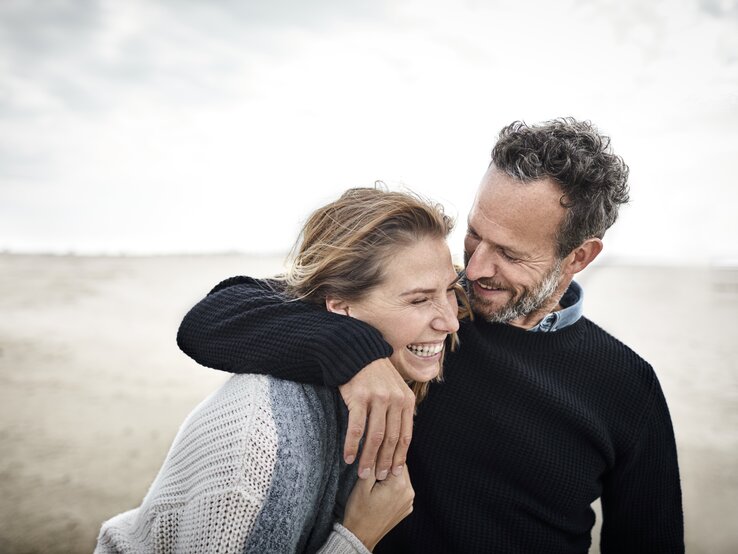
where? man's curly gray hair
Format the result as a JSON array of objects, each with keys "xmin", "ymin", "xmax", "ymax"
[{"xmin": 491, "ymin": 117, "xmax": 630, "ymax": 258}]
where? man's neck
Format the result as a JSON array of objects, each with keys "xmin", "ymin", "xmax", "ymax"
[{"xmin": 508, "ymin": 278, "xmax": 574, "ymax": 330}]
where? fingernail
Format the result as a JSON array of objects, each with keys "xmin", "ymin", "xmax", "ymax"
[
  {"xmin": 377, "ymin": 469, "xmax": 388, "ymax": 481},
  {"xmin": 359, "ymin": 467, "xmax": 372, "ymax": 479},
  {"xmin": 392, "ymin": 465, "xmax": 403, "ymax": 476},
  {"xmin": 345, "ymin": 454, "xmax": 355, "ymax": 465}
]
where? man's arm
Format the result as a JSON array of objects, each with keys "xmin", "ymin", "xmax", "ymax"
[
  {"xmin": 177, "ymin": 276, "xmax": 416, "ymax": 479},
  {"xmin": 177, "ymin": 276, "xmax": 392, "ymax": 385},
  {"xmin": 600, "ymin": 379, "xmax": 684, "ymax": 553}
]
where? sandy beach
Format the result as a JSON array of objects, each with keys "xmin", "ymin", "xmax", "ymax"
[{"xmin": 0, "ymin": 253, "xmax": 736, "ymax": 553}]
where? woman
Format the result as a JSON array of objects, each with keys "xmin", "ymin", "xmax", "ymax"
[{"xmin": 95, "ymin": 187, "xmax": 462, "ymax": 553}]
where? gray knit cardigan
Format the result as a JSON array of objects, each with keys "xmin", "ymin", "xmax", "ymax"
[{"xmin": 95, "ymin": 374, "xmax": 369, "ymax": 554}]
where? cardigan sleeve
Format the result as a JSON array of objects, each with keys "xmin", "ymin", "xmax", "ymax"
[
  {"xmin": 318, "ymin": 523, "xmax": 371, "ymax": 554},
  {"xmin": 599, "ymin": 377, "xmax": 684, "ymax": 553},
  {"xmin": 96, "ymin": 376, "xmax": 368, "ymax": 554},
  {"xmin": 177, "ymin": 276, "xmax": 392, "ymax": 386}
]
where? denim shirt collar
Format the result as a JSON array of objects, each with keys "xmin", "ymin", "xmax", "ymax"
[{"xmin": 528, "ymin": 280, "xmax": 583, "ymax": 333}]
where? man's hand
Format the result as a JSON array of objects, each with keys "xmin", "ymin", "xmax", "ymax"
[
  {"xmin": 339, "ymin": 358, "xmax": 415, "ymax": 481},
  {"xmin": 341, "ymin": 464, "xmax": 415, "ymax": 551}
]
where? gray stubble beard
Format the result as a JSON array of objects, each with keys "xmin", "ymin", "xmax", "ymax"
[{"xmin": 467, "ymin": 258, "xmax": 564, "ymax": 324}]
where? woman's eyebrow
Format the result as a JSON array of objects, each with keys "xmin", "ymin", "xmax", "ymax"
[
  {"xmin": 400, "ymin": 287, "xmax": 437, "ymax": 297},
  {"xmin": 400, "ymin": 274, "xmax": 461, "ymax": 297}
]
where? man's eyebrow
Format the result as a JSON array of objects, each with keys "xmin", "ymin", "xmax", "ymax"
[
  {"xmin": 467, "ymin": 221, "xmax": 527, "ymax": 258},
  {"xmin": 499, "ymin": 244, "xmax": 527, "ymax": 258},
  {"xmin": 400, "ymin": 275, "xmax": 461, "ymax": 297}
]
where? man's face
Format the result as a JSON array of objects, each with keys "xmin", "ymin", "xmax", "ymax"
[{"xmin": 463, "ymin": 167, "xmax": 569, "ymax": 328}]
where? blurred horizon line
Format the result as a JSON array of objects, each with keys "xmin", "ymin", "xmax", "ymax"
[{"xmin": 2, "ymin": 248, "xmax": 736, "ymax": 269}]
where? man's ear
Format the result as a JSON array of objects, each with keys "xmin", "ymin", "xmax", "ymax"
[
  {"xmin": 563, "ymin": 238, "xmax": 604, "ymax": 276},
  {"xmin": 325, "ymin": 296, "xmax": 351, "ymax": 316}
]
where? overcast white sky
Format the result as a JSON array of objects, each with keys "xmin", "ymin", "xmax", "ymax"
[{"xmin": 1, "ymin": 0, "xmax": 736, "ymax": 264}]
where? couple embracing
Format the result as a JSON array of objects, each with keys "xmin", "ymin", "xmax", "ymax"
[{"xmin": 97, "ymin": 118, "xmax": 683, "ymax": 554}]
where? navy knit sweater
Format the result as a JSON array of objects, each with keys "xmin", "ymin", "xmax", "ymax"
[{"xmin": 177, "ymin": 277, "xmax": 684, "ymax": 553}]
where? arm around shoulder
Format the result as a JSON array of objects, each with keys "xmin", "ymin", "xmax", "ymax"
[{"xmin": 177, "ymin": 276, "xmax": 392, "ymax": 385}]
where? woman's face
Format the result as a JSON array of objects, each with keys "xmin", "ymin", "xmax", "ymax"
[{"xmin": 333, "ymin": 236, "xmax": 460, "ymax": 383}]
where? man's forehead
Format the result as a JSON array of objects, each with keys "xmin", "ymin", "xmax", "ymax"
[
  {"xmin": 468, "ymin": 172, "xmax": 564, "ymax": 254},
  {"xmin": 479, "ymin": 167, "xmax": 562, "ymax": 199},
  {"xmin": 477, "ymin": 170, "xmax": 564, "ymax": 219}
]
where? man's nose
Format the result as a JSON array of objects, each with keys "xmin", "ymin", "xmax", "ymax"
[{"xmin": 465, "ymin": 243, "xmax": 496, "ymax": 281}]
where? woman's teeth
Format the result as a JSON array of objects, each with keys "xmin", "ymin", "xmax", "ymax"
[{"xmin": 406, "ymin": 343, "xmax": 443, "ymax": 357}]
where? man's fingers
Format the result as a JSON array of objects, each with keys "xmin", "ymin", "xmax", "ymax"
[
  {"xmin": 392, "ymin": 397, "xmax": 415, "ymax": 476},
  {"xmin": 343, "ymin": 403, "xmax": 367, "ymax": 465},
  {"xmin": 356, "ymin": 467, "xmax": 377, "ymax": 492},
  {"xmin": 358, "ymin": 397, "xmax": 388, "ymax": 479},
  {"xmin": 338, "ymin": 358, "xmax": 416, "ymax": 480},
  {"xmin": 375, "ymin": 401, "xmax": 402, "ymax": 480}
]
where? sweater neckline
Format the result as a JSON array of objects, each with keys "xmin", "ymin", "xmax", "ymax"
[{"xmin": 468, "ymin": 315, "xmax": 587, "ymax": 350}]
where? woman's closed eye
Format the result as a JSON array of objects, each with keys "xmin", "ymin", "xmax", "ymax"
[{"xmin": 411, "ymin": 287, "xmax": 456, "ymax": 306}]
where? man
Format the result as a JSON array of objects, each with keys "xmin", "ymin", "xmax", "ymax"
[{"xmin": 177, "ymin": 118, "xmax": 684, "ymax": 553}]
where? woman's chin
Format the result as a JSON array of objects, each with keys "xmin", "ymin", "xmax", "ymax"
[{"xmin": 395, "ymin": 350, "xmax": 442, "ymax": 383}]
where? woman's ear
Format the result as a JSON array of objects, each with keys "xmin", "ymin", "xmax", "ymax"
[{"xmin": 325, "ymin": 296, "xmax": 351, "ymax": 316}]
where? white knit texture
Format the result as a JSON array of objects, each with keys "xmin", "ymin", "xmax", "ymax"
[
  {"xmin": 95, "ymin": 374, "xmax": 368, "ymax": 554},
  {"xmin": 317, "ymin": 524, "xmax": 372, "ymax": 554},
  {"xmin": 96, "ymin": 375, "xmax": 279, "ymax": 553}
]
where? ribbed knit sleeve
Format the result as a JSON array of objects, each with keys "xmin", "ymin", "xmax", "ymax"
[
  {"xmin": 599, "ymin": 377, "xmax": 684, "ymax": 553},
  {"xmin": 177, "ymin": 276, "xmax": 392, "ymax": 386},
  {"xmin": 318, "ymin": 524, "xmax": 371, "ymax": 554}
]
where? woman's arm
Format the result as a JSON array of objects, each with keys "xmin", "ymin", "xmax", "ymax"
[
  {"xmin": 339, "ymin": 465, "xmax": 415, "ymax": 551},
  {"xmin": 318, "ymin": 524, "xmax": 372, "ymax": 553},
  {"xmin": 315, "ymin": 464, "xmax": 415, "ymax": 553}
]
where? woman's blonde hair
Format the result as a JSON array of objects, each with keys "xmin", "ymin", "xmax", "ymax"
[{"xmin": 284, "ymin": 186, "xmax": 467, "ymax": 404}]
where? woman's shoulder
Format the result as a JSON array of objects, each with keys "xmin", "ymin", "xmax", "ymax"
[
  {"xmin": 202, "ymin": 375, "xmax": 342, "ymax": 446},
  {"xmin": 150, "ymin": 375, "xmax": 339, "ymax": 501},
  {"xmin": 216, "ymin": 374, "xmax": 338, "ymax": 410}
]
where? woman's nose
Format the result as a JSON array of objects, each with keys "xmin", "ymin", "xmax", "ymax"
[{"xmin": 434, "ymin": 294, "xmax": 460, "ymax": 333}]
